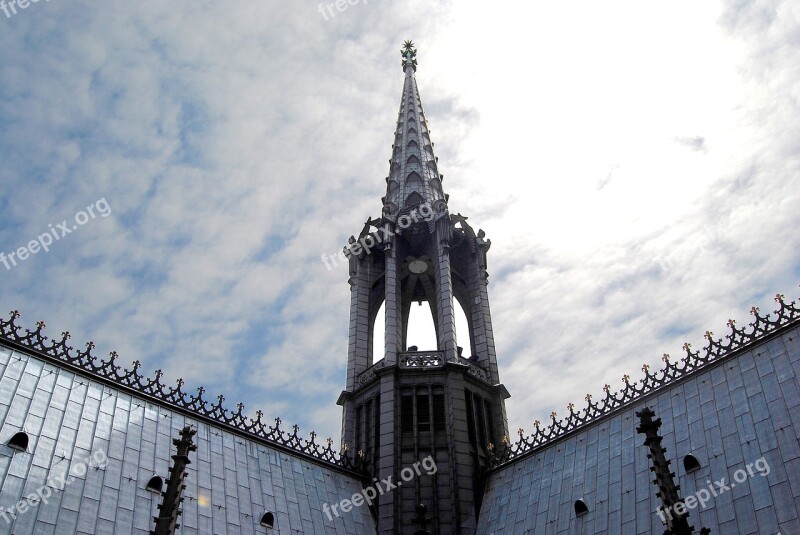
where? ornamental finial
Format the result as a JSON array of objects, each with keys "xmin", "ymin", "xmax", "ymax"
[{"xmin": 401, "ymin": 40, "xmax": 417, "ymax": 71}]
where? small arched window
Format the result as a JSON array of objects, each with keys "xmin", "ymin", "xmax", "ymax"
[
  {"xmin": 405, "ymin": 192, "xmax": 424, "ymax": 207},
  {"xmin": 406, "ymin": 171, "xmax": 422, "ymax": 184},
  {"xmin": 574, "ymin": 499, "xmax": 589, "ymax": 516},
  {"xmin": 145, "ymin": 475, "xmax": 163, "ymax": 493},
  {"xmin": 683, "ymin": 454, "xmax": 701, "ymax": 473},
  {"xmin": 7, "ymin": 431, "xmax": 29, "ymax": 452},
  {"xmin": 260, "ymin": 512, "xmax": 275, "ymax": 528}
]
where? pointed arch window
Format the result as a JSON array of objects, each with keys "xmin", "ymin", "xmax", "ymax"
[
  {"xmin": 145, "ymin": 475, "xmax": 163, "ymax": 493},
  {"xmin": 260, "ymin": 512, "xmax": 275, "ymax": 528},
  {"xmin": 405, "ymin": 192, "xmax": 424, "ymax": 207},
  {"xmin": 408, "ymin": 127, "xmax": 417, "ymax": 135},
  {"xmin": 683, "ymin": 454, "xmax": 701, "ymax": 473},
  {"xmin": 407, "ymin": 155, "xmax": 420, "ymax": 166},
  {"xmin": 7, "ymin": 431, "xmax": 29, "ymax": 452},
  {"xmin": 407, "ymin": 140, "xmax": 418, "ymax": 150},
  {"xmin": 574, "ymin": 499, "xmax": 589, "ymax": 516},
  {"xmin": 406, "ymin": 172, "xmax": 422, "ymax": 184}
]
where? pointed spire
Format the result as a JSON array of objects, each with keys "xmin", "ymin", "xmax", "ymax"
[{"xmin": 384, "ymin": 41, "xmax": 447, "ymax": 218}]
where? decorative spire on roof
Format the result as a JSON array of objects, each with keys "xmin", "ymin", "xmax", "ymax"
[
  {"xmin": 384, "ymin": 41, "xmax": 447, "ymax": 219},
  {"xmin": 636, "ymin": 407, "xmax": 711, "ymax": 535},
  {"xmin": 151, "ymin": 426, "xmax": 197, "ymax": 535}
]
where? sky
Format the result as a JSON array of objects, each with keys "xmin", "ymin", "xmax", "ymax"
[{"xmin": 0, "ymin": 0, "xmax": 798, "ymax": 448}]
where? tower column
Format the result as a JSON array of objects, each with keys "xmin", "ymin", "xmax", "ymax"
[
  {"xmin": 384, "ymin": 233, "xmax": 402, "ymax": 365},
  {"xmin": 434, "ymin": 217, "xmax": 457, "ymax": 361},
  {"xmin": 376, "ymin": 375, "xmax": 397, "ymax": 534}
]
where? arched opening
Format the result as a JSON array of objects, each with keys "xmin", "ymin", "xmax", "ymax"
[
  {"xmin": 145, "ymin": 475, "xmax": 163, "ymax": 493},
  {"xmin": 406, "ymin": 172, "xmax": 423, "ymax": 184},
  {"xmin": 406, "ymin": 301, "xmax": 437, "ymax": 350},
  {"xmin": 372, "ymin": 301, "xmax": 385, "ymax": 364},
  {"xmin": 406, "ymin": 155, "xmax": 420, "ymax": 166},
  {"xmin": 260, "ymin": 512, "xmax": 275, "ymax": 528},
  {"xmin": 683, "ymin": 454, "xmax": 701, "ymax": 473},
  {"xmin": 454, "ymin": 299, "xmax": 471, "ymax": 357},
  {"xmin": 405, "ymin": 191, "xmax": 424, "ymax": 208},
  {"xmin": 574, "ymin": 499, "xmax": 589, "ymax": 516},
  {"xmin": 7, "ymin": 431, "xmax": 29, "ymax": 452}
]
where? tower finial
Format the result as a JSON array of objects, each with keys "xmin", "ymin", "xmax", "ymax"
[{"xmin": 402, "ymin": 40, "xmax": 417, "ymax": 71}]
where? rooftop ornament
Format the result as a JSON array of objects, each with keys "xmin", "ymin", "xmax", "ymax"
[{"xmin": 402, "ymin": 40, "xmax": 417, "ymax": 71}]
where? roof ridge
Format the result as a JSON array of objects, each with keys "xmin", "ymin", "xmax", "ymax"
[
  {"xmin": 488, "ymin": 291, "xmax": 800, "ymax": 469},
  {"xmin": 0, "ymin": 311, "xmax": 364, "ymax": 475}
]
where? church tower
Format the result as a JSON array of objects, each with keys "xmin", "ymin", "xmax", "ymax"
[{"xmin": 337, "ymin": 41, "xmax": 509, "ymax": 534}]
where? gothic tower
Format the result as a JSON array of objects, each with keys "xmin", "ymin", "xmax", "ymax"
[{"xmin": 337, "ymin": 41, "xmax": 509, "ymax": 534}]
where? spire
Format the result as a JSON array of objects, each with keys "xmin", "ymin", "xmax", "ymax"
[
  {"xmin": 339, "ymin": 42, "xmax": 509, "ymax": 533},
  {"xmin": 384, "ymin": 41, "xmax": 446, "ymax": 216}
]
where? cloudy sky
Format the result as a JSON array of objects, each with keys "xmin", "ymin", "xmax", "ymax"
[{"xmin": 1, "ymin": 0, "xmax": 798, "ymax": 447}]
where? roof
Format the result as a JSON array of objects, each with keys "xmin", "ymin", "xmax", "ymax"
[
  {"xmin": 488, "ymin": 292, "xmax": 800, "ymax": 469},
  {"xmin": 0, "ymin": 310, "xmax": 365, "ymax": 476}
]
